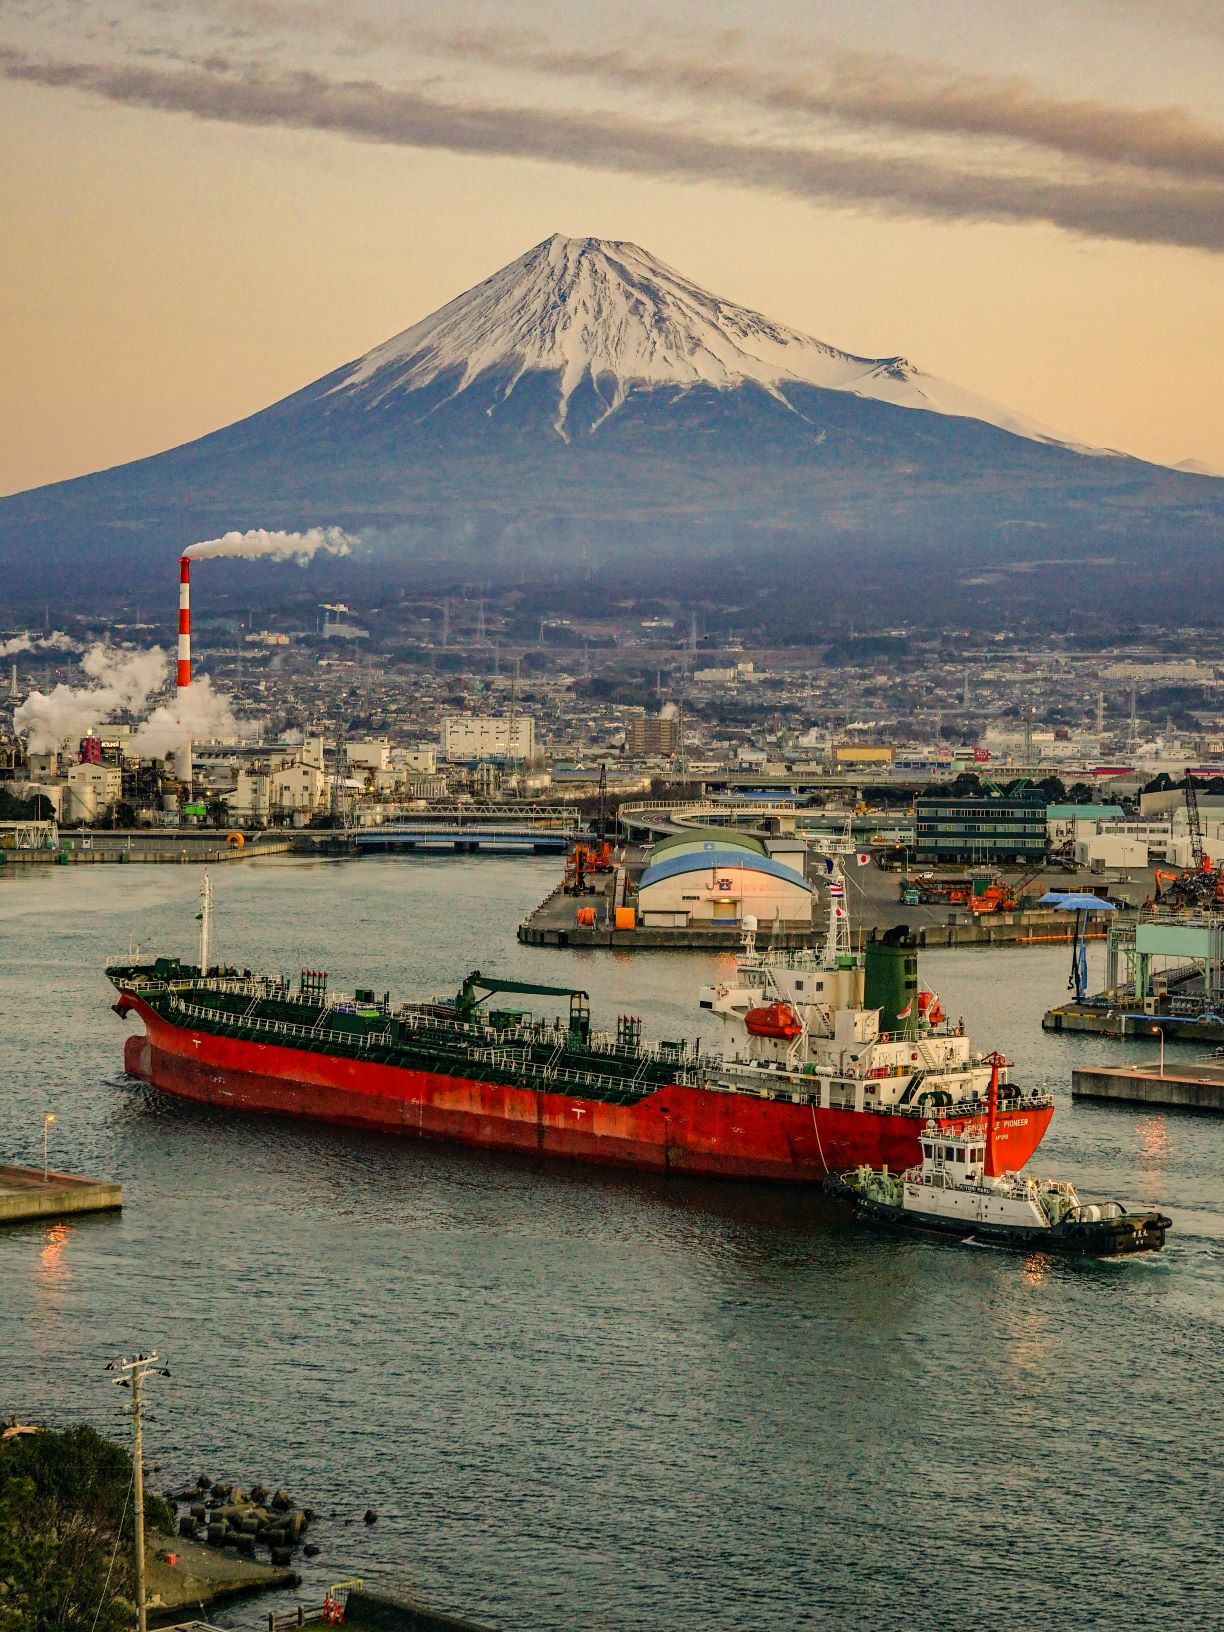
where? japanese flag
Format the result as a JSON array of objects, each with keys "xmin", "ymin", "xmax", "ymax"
[
  {"xmin": 856, "ymin": 853, "xmax": 870, "ymax": 866},
  {"xmin": 897, "ymin": 1001, "xmax": 913, "ymax": 1019}
]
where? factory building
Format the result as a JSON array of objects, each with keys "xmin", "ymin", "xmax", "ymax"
[
  {"xmin": 441, "ymin": 715, "xmax": 535, "ymax": 762},
  {"xmin": 634, "ymin": 828, "xmax": 813, "ymax": 930},
  {"xmin": 62, "ymin": 762, "xmax": 122, "ymax": 824},
  {"xmin": 914, "ymin": 790, "xmax": 1048, "ymax": 865}
]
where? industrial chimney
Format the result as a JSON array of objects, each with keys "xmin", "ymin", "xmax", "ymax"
[
  {"xmin": 177, "ymin": 555, "xmax": 192, "ymax": 688},
  {"xmin": 175, "ymin": 555, "xmax": 193, "ymax": 788}
]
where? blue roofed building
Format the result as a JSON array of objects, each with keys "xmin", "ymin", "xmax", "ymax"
[{"xmin": 634, "ymin": 827, "xmax": 814, "ymax": 930}]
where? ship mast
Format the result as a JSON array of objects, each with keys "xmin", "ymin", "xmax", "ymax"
[
  {"xmin": 822, "ymin": 856, "xmax": 853, "ymax": 967},
  {"xmin": 198, "ymin": 872, "xmax": 213, "ymax": 975}
]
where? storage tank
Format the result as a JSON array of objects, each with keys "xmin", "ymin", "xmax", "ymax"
[{"xmin": 864, "ymin": 927, "xmax": 919, "ymax": 1036}]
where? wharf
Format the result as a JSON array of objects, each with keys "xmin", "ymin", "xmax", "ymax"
[
  {"xmin": 2, "ymin": 834, "xmax": 292, "ymax": 866},
  {"xmin": 1043, "ymin": 1003, "xmax": 1224, "ymax": 1044},
  {"xmin": 1072, "ymin": 1064, "xmax": 1224, "ymax": 1111},
  {"xmin": 0, "ymin": 1164, "xmax": 122, "ymax": 1225},
  {"xmin": 519, "ymin": 863, "xmax": 1116, "ymax": 952},
  {"xmin": 145, "ymin": 1534, "xmax": 296, "ymax": 1623}
]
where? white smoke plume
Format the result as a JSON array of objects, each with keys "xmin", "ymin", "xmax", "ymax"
[
  {"xmin": 184, "ymin": 526, "xmax": 356, "ymax": 564},
  {"xmin": 13, "ymin": 644, "xmax": 254, "ymax": 756},
  {"xmin": 0, "ymin": 631, "xmax": 79, "ymax": 658},
  {"xmin": 14, "ymin": 645, "xmax": 169, "ymax": 751},
  {"xmin": 129, "ymin": 674, "xmax": 248, "ymax": 757}
]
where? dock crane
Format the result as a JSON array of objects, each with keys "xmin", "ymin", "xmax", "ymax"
[
  {"xmin": 1152, "ymin": 770, "xmax": 1224, "ymax": 907},
  {"xmin": 1184, "ymin": 767, "xmax": 1207, "ymax": 871}
]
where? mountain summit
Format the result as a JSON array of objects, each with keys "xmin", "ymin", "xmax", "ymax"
[
  {"xmin": 1, "ymin": 233, "xmax": 1220, "ymax": 622},
  {"xmin": 334, "ymin": 233, "xmax": 1068, "ymax": 446}
]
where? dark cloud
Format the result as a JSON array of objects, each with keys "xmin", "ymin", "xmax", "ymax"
[
  {"xmin": 3, "ymin": 46, "xmax": 1223, "ymax": 252},
  {"xmin": 425, "ymin": 30, "xmax": 1224, "ymax": 186}
]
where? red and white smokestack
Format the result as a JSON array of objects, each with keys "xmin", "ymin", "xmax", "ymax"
[{"xmin": 177, "ymin": 555, "xmax": 192, "ymax": 690}]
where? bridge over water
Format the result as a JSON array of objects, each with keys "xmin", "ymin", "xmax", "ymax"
[{"xmin": 354, "ymin": 822, "xmax": 579, "ymax": 854}]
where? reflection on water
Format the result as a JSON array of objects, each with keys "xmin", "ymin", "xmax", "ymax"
[
  {"xmin": 38, "ymin": 1220, "xmax": 70, "ymax": 1284},
  {"xmin": 1022, "ymin": 1250, "xmax": 1053, "ymax": 1287},
  {"xmin": 1136, "ymin": 1114, "xmax": 1172, "ymax": 1167},
  {"xmin": 0, "ymin": 856, "xmax": 1220, "ymax": 1632}
]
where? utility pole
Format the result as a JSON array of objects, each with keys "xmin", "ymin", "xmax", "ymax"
[{"xmin": 108, "ymin": 1353, "xmax": 169, "ymax": 1632}]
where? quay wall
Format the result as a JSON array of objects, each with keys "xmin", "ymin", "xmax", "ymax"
[
  {"xmin": 0, "ymin": 1165, "xmax": 122, "ymax": 1224},
  {"xmin": 1071, "ymin": 1068, "xmax": 1224, "ymax": 1111}
]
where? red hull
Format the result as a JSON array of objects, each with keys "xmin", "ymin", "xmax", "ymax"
[{"xmin": 120, "ymin": 998, "xmax": 1053, "ymax": 1183}]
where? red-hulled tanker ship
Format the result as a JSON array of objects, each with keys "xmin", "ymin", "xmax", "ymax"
[{"xmin": 108, "ymin": 878, "xmax": 1053, "ymax": 1183}]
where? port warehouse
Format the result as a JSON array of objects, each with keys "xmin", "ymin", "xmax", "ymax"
[{"xmin": 633, "ymin": 828, "xmax": 815, "ymax": 929}]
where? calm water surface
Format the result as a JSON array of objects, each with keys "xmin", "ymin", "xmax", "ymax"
[{"xmin": 1, "ymin": 857, "xmax": 1220, "ymax": 1631}]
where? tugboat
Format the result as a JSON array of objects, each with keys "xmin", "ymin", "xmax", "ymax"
[{"xmin": 827, "ymin": 1057, "xmax": 1171, "ymax": 1256}]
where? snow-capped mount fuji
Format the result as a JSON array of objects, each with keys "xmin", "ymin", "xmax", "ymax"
[
  {"xmin": 1, "ymin": 232, "xmax": 1221, "ymax": 622},
  {"xmin": 334, "ymin": 234, "xmax": 1072, "ymax": 447}
]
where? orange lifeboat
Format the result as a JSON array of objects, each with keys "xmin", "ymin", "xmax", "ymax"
[
  {"xmin": 917, "ymin": 991, "xmax": 945, "ymax": 1026},
  {"xmin": 744, "ymin": 1003, "xmax": 803, "ymax": 1040}
]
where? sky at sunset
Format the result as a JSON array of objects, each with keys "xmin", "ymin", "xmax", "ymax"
[{"xmin": 3, "ymin": 0, "xmax": 1223, "ymax": 495}]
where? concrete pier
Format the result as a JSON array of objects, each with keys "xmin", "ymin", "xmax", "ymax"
[
  {"xmin": 1071, "ymin": 1065, "xmax": 1224, "ymax": 1111},
  {"xmin": 0, "ymin": 1164, "xmax": 122, "ymax": 1225},
  {"xmin": 1045, "ymin": 1003, "xmax": 1224, "ymax": 1044}
]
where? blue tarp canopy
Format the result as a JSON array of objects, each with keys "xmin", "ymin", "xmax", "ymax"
[{"xmin": 1037, "ymin": 892, "xmax": 1118, "ymax": 911}]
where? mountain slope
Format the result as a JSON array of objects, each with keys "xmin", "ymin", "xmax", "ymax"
[
  {"xmin": 1, "ymin": 234, "xmax": 1220, "ymax": 624},
  {"xmin": 334, "ymin": 234, "xmax": 1073, "ymax": 447}
]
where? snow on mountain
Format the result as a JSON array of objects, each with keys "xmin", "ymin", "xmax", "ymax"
[
  {"xmin": 334, "ymin": 233, "xmax": 1075, "ymax": 448},
  {"xmin": 1175, "ymin": 457, "xmax": 1223, "ymax": 478}
]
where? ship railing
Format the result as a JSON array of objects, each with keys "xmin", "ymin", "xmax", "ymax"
[
  {"xmin": 168, "ymin": 997, "xmax": 393, "ymax": 1052},
  {"xmin": 891, "ymin": 1088, "xmax": 1054, "ymax": 1118},
  {"xmin": 468, "ymin": 1045, "xmax": 533, "ymax": 1070},
  {"xmin": 399, "ymin": 1006, "xmax": 568, "ymax": 1049}
]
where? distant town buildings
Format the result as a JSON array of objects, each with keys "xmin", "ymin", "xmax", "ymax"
[
  {"xmin": 441, "ymin": 715, "xmax": 535, "ymax": 762},
  {"xmin": 625, "ymin": 716, "xmax": 679, "ymax": 757}
]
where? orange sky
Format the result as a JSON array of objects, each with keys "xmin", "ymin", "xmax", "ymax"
[{"xmin": 2, "ymin": 1, "xmax": 1223, "ymax": 494}]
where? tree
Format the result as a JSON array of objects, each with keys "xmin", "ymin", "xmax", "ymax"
[
  {"xmin": 206, "ymin": 797, "xmax": 230, "ymax": 827},
  {"xmin": 0, "ymin": 1423, "xmax": 172, "ymax": 1632}
]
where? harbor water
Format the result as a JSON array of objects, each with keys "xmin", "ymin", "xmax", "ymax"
[{"xmin": 1, "ymin": 857, "xmax": 1220, "ymax": 1631}]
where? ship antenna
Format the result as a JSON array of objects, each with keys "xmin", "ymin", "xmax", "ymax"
[{"xmin": 199, "ymin": 872, "xmax": 213, "ymax": 976}]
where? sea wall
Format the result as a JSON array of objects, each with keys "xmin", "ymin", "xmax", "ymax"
[{"xmin": 344, "ymin": 1589, "xmax": 496, "ymax": 1632}]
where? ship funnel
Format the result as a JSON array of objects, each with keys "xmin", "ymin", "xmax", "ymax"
[{"xmin": 864, "ymin": 927, "xmax": 919, "ymax": 1037}]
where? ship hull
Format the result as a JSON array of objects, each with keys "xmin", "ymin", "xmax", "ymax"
[{"xmin": 120, "ymin": 1001, "xmax": 1053, "ymax": 1182}]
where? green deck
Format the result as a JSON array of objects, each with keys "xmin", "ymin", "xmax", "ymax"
[{"xmin": 109, "ymin": 964, "xmax": 700, "ymax": 1108}]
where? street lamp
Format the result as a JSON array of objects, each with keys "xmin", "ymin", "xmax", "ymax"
[
  {"xmin": 1151, "ymin": 1025, "xmax": 1165, "ymax": 1079},
  {"xmin": 42, "ymin": 1113, "xmax": 57, "ymax": 1182}
]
